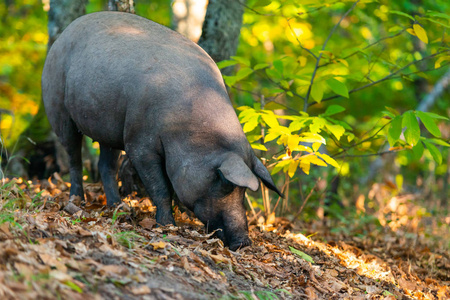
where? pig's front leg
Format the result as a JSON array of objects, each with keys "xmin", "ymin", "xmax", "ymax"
[
  {"xmin": 98, "ymin": 144, "xmax": 122, "ymax": 206},
  {"xmin": 128, "ymin": 153, "xmax": 175, "ymax": 226}
]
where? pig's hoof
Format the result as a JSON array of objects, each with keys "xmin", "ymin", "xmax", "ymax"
[{"xmin": 229, "ymin": 238, "xmax": 252, "ymax": 251}]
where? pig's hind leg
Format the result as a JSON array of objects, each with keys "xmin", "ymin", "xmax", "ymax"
[
  {"xmin": 128, "ymin": 154, "xmax": 175, "ymax": 226},
  {"xmin": 59, "ymin": 121, "xmax": 84, "ymax": 201},
  {"xmin": 98, "ymin": 144, "xmax": 121, "ymax": 206}
]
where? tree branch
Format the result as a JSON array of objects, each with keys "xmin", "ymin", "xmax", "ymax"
[
  {"xmin": 304, "ymin": 1, "xmax": 360, "ymax": 110},
  {"xmin": 318, "ymin": 29, "xmax": 407, "ymax": 68},
  {"xmin": 286, "ymin": 18, "xmax": 318, "ymax": 60},
  {"xmin": 311, "ymin": 51, "xmax": 448, "ymax": 106}
]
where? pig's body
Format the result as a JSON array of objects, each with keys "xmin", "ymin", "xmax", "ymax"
[{"xmin": 42, "ymin": 12, "xmax": 281, "ymax": 250}]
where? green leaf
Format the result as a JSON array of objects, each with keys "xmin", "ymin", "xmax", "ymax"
[
  {"xmin": 389, "ymin": 10, "xmax": 415, "ymax": 21},
  {"xmin": 216, "ymin": 60, "xmax": 238, "ymax": 69},
  {"xmin": 246, "ymin": 135, "xmax": 263, "ymax": 143},
  {"xmin": 253, "ymin": 63, "xmax": 270, "ymax": 70},
  {"xmin": 290, "ymin": 246, "xmax": 315, "ymax": 263},
  {"xmin": 416, "ymin": 111, "xmax": 441, "ymax": 138},
  {"xmin": 63, "ymin": 281, "xmax": 83, "ymax": 293},
  {"xmin": 418, "ymin": 112, "xmax": 449, "ymax": 120},
  {"xmin": 271, "ymin": 160, "xmax": 291, "ymax": 175},
  {"xmin": 223, "ymin": 75, "xmax": 237, "ymax": 87},
  {"xmin": 323, "ymin": 105, "xmax": 346, "ymax": 116},
  {"xmin": 412, "ymin": 141, "xmax": 424, "ymax": 160},
  {"xmin": 426, "ymin": 11, "xmax": 450, "ymax": 20},
  {"xmin": 388, "ymin": 115, "xmax": 403, "ymax": 146},
  {"xmin": 310, "ymin": 82, "xmax": 324, "ymax": 103},
  {"xmin": 423, "ymin": 141, "xmax": 442, "ymax": 165},
  {"xmin": 264, "ymin": 101, "xmax": 287, "ymax": 110},
  {"xmin": 326, "ymin": 78, "xmax": 349, "ymax": 98},
  {"xmin": 273, "ymin": 59, "xmax": 284, "ymax": 76},
  {"xmin": 230, "ymin": 56, "xmax": 251, "ymax": 66},
  {"xmin": 251, "ymin": 143, "xmax": 268, "ymax": 151},
  {"xmin": 253, "ymin": 0, "xmax": 271, "ymax": 7},
  {"xmin": 325, "ymin": 123, "xmax": 345, "ymax": 140},
  {"xmin": 402, "ymin": 111, "xmax": 420, "ymax": 146},
  {"xmin": 236, "ymin": 67, "xmax": 254, "ymax": 81},
  {"xmin": 426, "ymin": 138, "xmax": 450, "ymax": 147},
  {"xmin": 385, "ymin": 106, "xmax": 400, "ymax": 116}
]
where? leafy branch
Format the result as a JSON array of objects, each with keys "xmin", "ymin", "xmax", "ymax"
[{"xmin": 305, "ymin": 0, "xmax": 360, "ymax": 110}]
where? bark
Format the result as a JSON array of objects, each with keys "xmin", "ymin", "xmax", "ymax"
[
  {"xmin": 198, "ymin": 0, "xmax": 246, "ymax": 75},
  {"xmin": 108, "ymin": 0, "xmax": 135, "ymax": 13}
]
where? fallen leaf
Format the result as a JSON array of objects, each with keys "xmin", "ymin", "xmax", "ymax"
[{"xmin": 130, "ymin": 285, "xmax": 151, "ymax": 295}]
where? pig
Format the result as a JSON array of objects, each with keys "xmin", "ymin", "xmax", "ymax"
[{"xmin": 42, "ymin": 12, "xmax": 282, "ymax": 250}]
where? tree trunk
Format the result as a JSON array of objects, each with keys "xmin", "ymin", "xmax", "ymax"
[
  {"xmin": 198, "ymin": 0, "xmax": 246, "ymax": 74},
  {"xmin": 108, "ymin": 0, "xmax": 135, "ymax": 13}
]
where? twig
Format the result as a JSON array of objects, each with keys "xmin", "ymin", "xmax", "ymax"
[
  {"xmin": 318, "ymin": 29, "xmax": 407, "ymax": 68},
  {"xmin": 304, "ymin": 0, "xmax": 360, "ymax": 110},
  {"xmin": 315, "ymin": 51, "xmax": 447, "ymax": 105},
  {"xmin": 332, "ymin": 121, "xmax": 391, "ymax": 158},
  {"xmin": 286, "ymin": 18, "xmax": 318, "ymax": 60},
  {"xmin": 291, "ymin": 178, "xmax": 320, "ymax": 223},
  {"xmin": 335, "ymin": 149, "xmax": 404, "ymax": 159}
]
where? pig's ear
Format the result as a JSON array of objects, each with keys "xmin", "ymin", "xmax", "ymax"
[
  {"xmin": 219, "ymin": 155, "xmax": 260, "ymax": 191},
  {"xmin": 252, "ymin": 156, "xmax": 284, "ymax": 198}
]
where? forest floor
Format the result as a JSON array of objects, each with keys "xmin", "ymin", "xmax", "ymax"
[{"xmin": 0, "ymin": 177, "xmax": 449, "ymax": 300}]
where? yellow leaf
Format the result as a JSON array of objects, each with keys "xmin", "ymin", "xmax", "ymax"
[
  {"xmin": 150, "ymin": 241, "xmax": 166, "ymax": 250},
  {"xmin": 325, "ymin": 123, "xmax": 345, "ymax": 140},
  {"xmin": 299, "ymin": 160, "xmax": 310, "ymax": 175},
  {"xmin": 312, "ymin": 142, "xmax": 321, "ymax": 152},
  {"xmin": 413, "ymin": 24, "xmax": 428, "ymax": 44},
  {"xmin": 306, "ymin": 155, "xmax": 327, "ymax": 167},
  {"xmin": 406, "ymin": 28, "xmax": 416, "ymax": 36},
  {"xmin": 288, "ymin": 160, "xmax": 299, "ymax": 178},
  {"xmin": 261, "ymin": 113, "xmax": 280, "ymax": 128},
  {"xmin": 316, "ymin": 153, "xmax": 339, "ymax": 168},
  {"xmin": 435, "ymin": 56, "xmax": 450, "ymax": 69},
  {"xmin": 298, "ymin": 56, "xmax": 307, "ymax": 67},
  {"xmin": 287, "ymin": 134, "xmax": 301, "ymax": 151}
]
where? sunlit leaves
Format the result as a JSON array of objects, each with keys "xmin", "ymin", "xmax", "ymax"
[
  {"xmin": 402, "ymin": 111, "xmax": 420, "ymax": 146},
  {"xmin": 323, "ymin": 105, "xmax": 346, "ymax": 117},
  {"xmin": 412, "ymin": 24, "xmax": 428, "ymax": 44},
  {"xmin": 325, "ymin": 123, "xmax": 345, "ymax": 140},
  {"xmin": 416, "ymin": 111, "xmax": 441, "ymax": 138},
  {"xmin": 388, "ymin": 115, "xmax": 403, "ymax": 146},
  {"xmin": 434, "ymin": 56, "xmax": 450, "ymax": 69},
  {"xmin": 423, "ymin": 141, "xmax": 442, "ymax": 165},
  {"xmin": 310, "ymin": 82, "xmax": 324, "ymax": 103},
  {"xmin": 389, "ymin": 10, "xmax": 415, "ymax": 21},
  {"xmin": 326, "ymin": 78, "xmax": 349, "ymax": 98}
]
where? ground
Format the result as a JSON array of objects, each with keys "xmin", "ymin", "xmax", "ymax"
[{"xmin": 0, "ymin": 177, "xmax": 449, "ymax": 299}]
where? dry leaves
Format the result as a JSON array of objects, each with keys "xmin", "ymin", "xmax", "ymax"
[{"xmin": 0, "ymin": 176, "xmax": 448, "ymax": 299}]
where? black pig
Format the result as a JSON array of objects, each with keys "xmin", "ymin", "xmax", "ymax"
[{"xmin": 42, "ymin": 12, "xmax": 282, "ymax": 250}]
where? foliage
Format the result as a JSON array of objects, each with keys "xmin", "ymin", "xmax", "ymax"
[
  {"xmin": 219, "ymin": 0, "xmax": 449, "ymax": 207},
  {"xmin": 0, "ymin": 0, "xmax": 47, "ymax": 147}
]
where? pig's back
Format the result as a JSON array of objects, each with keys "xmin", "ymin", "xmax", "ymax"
[{"xmin": 45, "ymin": 11, "xmax": 243, "ymax": 150}]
